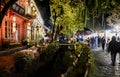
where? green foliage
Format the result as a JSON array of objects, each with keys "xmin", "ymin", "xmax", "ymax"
[
  {"xmin": 28, "ymin": 40, "xmax": 39, "ymax": 47},
  {"xmin": 40, "ymin": 41, "xmax": 59, "ymax": 62},
  {"xmin": 49, "ymin": 0, "xmax": 120, "ymax": 32},
  {"xmin": 63, "ymin": 43, "xmax": 95, "ymax": 77},
  {"xmin": 50, "ymin": 0, "xmax": 85, "ymax": 35},
  {"xmin": 35, "ymin": 40, "xmax": 96, "ymax": 77},
  {"xmin": 53, "ymin": 50, "xmax": 75, "ymax": 75},
  {"xmin": 87, "ymin": 51, "xmax": 97, "ymax": 77},
  {"xmin": 14, "ymin": 52, "xmax": 32, "ymax": 73},
  {"xmin": 75, "ymin": 42, "xmax": 82, "ymax": 54}
]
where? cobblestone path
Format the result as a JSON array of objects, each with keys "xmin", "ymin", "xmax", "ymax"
[{"xmin": 92, "ymin": 47, "xmax": 120, "ymax": 77}]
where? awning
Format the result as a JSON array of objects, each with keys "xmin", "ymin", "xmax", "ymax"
[{"xmin": 76, "ymin": 27, "xmax": 93, "ymax": 35}]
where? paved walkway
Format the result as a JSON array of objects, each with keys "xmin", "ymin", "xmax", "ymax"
[
  {"xmin": 0, "ymin": 46, "xmax": 27, "ymax": 56},
  {"xmin": 92, "ymin": 47, "xmax": 120, "ymax": 77}
]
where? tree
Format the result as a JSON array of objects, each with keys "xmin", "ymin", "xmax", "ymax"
[
  {"xmin": 84, "ymin": 0, "xmax": 120, "ymax": 30},
  {"xmin": 106, "ymin": 6, "xmax": 120, "ymax": 27},
  {"xmin": 0, "ymin": 0, "xmax": 18, "ymax": 26},
  {"xmin": 49, "ymin": 0, "xmax": 85, "ymax": 38}
]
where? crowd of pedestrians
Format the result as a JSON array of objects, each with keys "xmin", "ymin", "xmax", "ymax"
[
  {"xmin": 84, "ymin": 35, "xmax": 120, "ymax": 66},
  {"xmin": 59, "ymin": 34, "xmax": 120, "ymax": 66},
  {"xmin": 84, "ymin": 36, "xmax": 106, "ymax": 49},
  {"xmin": 39, "ymin": 33, "xmax": 120, "ymax": 66},
  {"xmin": 41, "ymin": 33, "xmax": 120, "ymax": 66}
]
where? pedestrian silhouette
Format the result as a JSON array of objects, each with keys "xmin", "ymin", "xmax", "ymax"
[
  {"xmin": 107, "ymin": 36, "xmax": 119, "ymax": 66},
  {"xmin": 101, "ymin": 37, "xmax": 106, "ymax": 51}
]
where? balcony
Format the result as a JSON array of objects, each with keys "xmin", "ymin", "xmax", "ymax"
[{"xmin": 11, "ymin": 3, "xmax": 36, "ymax": 19}]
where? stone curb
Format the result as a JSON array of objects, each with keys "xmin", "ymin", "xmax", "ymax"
[{"xmin": 0, "ymin": 46, "xmax": 27, "ymax": 56}]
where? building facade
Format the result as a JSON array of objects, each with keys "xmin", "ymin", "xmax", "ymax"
[
  {"xmin": 28, "ymin": 0, "xmax": 47, "ymax": 41},
  {"xmin": 0, "ymin": 0, "xmax": 50, "ymax": 48},
  {"xmin": 0, "ymin": 0, "xmax": 36, "ymax": 48}
]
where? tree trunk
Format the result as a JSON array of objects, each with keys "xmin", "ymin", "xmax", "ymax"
[
  {"xmin": 54, "ymin": 25, "xmax": 58, "ymax": 41},
  {"xmin": 50, "ymin": 19, "xmax": 56, "ymax": 43},
  {"xmin": 102, "ymin": 12, "xmax": 104, "ymax": 27}
]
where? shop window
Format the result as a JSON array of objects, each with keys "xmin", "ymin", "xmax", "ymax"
[
  {"xmin": 5, "ymin": 21, "xmax": 7, "ymax": 27},
  {"xmin": 16, "ymin": 24, "xmax": 20, "ymax": 41},
  {"xmin": 4, "ymin": 21, "xmax": 20, "ymax": 43}
]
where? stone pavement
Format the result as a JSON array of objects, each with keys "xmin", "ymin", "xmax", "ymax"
[
  {"xmin": 0, "ymin": 46, "xmax": 27, "ymax": 56},
  {"xmin": 92, "ymin": 46, "xmax": 120, "ymax": 77}
]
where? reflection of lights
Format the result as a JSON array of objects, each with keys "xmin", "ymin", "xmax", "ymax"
[
  {"xmin": 26, "ymin": 2, "xmax": 28, "ymax": 4},
  {"xmin": 27, "ymin": 26, "xmax": 31, "ymax": 30},
  {"xmin": 28, "ymin": 22, "xmax": 30, "ymax": 26},
  {"xmin": 12, "ymin": 17, "xmax": 16, "ymax": 21},
  {"xmin": 105, "ymin": 29, "xmax": 116, "ymax": 40},
  {"xmin": 13, "ymin": 28, "xmax": 16, "ymax": 33},
  {"xmin": 32, "ymin": 7, "xmax": 35, "ymax": 10},
  {"xmin": 114, "ymin": 25, "xmax": 120, "ymax": 37},
  {"xmin": 13, "ymin": 22, "xmax": 16, "ymax": 27},
  {"xmin": 35, "ymin": 11, "xmax": 37, "ymax": 14},
  {"xmin": 106, "ymin": 30, "xmax": 110, "ymax": 37},
  {"xmin": 105, "ymin": 30, "xmax": 110, "ymax": 34},
  {"xmin": 30, "ymin": 2, "xmax": 33, "ymax": 7},
  {"xmin": 27, "ymin": 6, "xmax": 31, "ymax": 14},
  {"xmin": 70, "ymin": 54, "xmax": 73, "ymax": 58},
  {"xmin": 115, "ymin": 26, "xmax": 119, "ymax": 31},
  {"xmin": 12, "ymin": 16, "xmax": 16, "ymax": 33},
  {"xmin": 13, "ymin": 22, "xmax": 16, "ymax": 33}
]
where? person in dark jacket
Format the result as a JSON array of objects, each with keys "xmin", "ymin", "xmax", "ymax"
[
  {"xmin": 108, "ymin": 36, "xmax": 119, "ymax": 66},
  {"xmin": 101, "ymin": 36, "xmax": 106, "ymax": 51}
]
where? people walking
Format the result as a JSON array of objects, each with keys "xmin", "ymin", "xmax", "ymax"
[
  {"xmin": 106, "ymin": 38, "xmax": 110, "ymax": 48},
  {"xmin": 98, "ymin": 36, "xmax": 101, "ymax": 47},
  {"xmin": 91, "ymin": 37, "xmax": 95, "ymax": 48},
  {"xmin": 101, "ymin": 36, "xmax": 106, "ymax": 51},
  {"xmin": 107, "ymin": 36, "xmax": 119, "ymax": 66}
]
